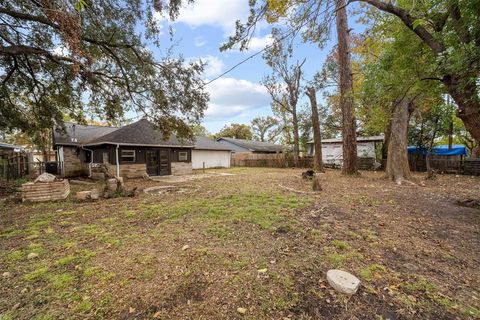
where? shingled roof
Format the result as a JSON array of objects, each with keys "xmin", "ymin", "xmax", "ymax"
[
  {"xmin": 84, "ymin": 119, "xmax": 193, "ymax": 147},
  {"xmin": 194, "ymin": 136, "xmax": 232, "ymax": 151},
  {"xmin": 54, "ymin": 123, "xmax": 118, "ymax": 146},
  {"xmin": 217, "ymin": 137, "xmax": 284, "ymax": 153}
]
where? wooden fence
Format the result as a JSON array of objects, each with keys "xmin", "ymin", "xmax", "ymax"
[
  {"xmin": 0, "ymin": 161, "xmax": 63, "ymax": 180},
  {"xmin": 407, "ymin": 154, "xmax": 465, "ymax": 173},
  {"xmin": 231, "ymin": 152, "xmax": 480, "ymax": 175},
  {"xmin": 231, "ymin": 153, "xmax": 313, "ymax": 168}
]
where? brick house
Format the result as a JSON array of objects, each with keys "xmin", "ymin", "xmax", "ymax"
[{"xmin": 53, "ymin": 119, "xmax": 194, "ymax": 178}]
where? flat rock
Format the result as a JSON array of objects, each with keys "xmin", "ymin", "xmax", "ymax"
[
  {"xmin": 27, "ymin": 252, "xmax": 39, "ymax": 259},
  {"xmin": 2, "ymin": 272, "xmax": 11, "ymax": 278},
  {"xmin": 70, "ymin": 179, "xmax": 95, "ymax": 185},
  {"xmin": 76, "ymin": 191, "xmax": 92, "ymax": 200},
  {"xmin": 236, "ymin": 307, "xmax": 247, "ymax": 314},
  {"xmin": 90, "ymin": 172, "xmax": 105, "ymax": 180},
  {"xmin": 76, "ymin": 190, "xmax": 100, "ymax": 200},
  {"xmin": 106, "ymin": 178, "xmax": 118, "ymax": 192},
  {"xmin": 326, "ymin": 269, "xmax": 360, "ymax": 294},
  {"xmin": 34, "ymin": 173, "xmax": 56, "ymax": 183}
]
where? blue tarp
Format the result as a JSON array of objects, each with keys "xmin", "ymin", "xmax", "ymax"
[{"xmin": 407, "ymin": 144, "xmax": 468, "ymax": 156}]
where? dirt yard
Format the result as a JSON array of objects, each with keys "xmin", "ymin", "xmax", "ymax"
[{"xmin": 1, "ymin": 168, "xmax": 479, "ymax": 319}]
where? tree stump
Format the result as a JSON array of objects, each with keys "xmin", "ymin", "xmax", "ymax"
[{"xmin": 312, "ymin": 176, "xmax": 322, "ymax": 191}]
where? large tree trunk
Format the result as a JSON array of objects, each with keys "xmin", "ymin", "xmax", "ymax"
[
  {"xmin": 352, "ymin": 0, "xmax": 480, "ymax": 151},
  {"xmin": 292, "ymin": 108, "xmax": 300, "ymax": 167},
  {"xmin": 443, "ymin": 76, "xmax": 480, "ymax": 144},
  {"xmin": 306, "ymin": 87, "xmax": 324, "ymax": 172},
  {"xmin": 386, "ymin": 99, "xmax": 412, "ymax": 183},
  {"xmin": 335, "ymin": 0, "xmax": 358, "ymax": 175}
]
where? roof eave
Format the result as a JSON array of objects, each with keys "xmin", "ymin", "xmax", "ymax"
[{"xmin": 83, "ymin": 141, "xmax": 194, "ymax": 148}]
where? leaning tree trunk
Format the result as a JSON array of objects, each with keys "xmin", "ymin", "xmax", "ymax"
[
  {"xmin": 335, "ymin": 0, "xmax": 358, "ymax": 175},
  {"xmin": 306, "ymin": 87, "xmax": 324, "ymax": 172},
  {"xmin": 443, "ymin": 76, "xmax": 480, "ymax": 145},
  {"xmin": 292, "ymin": 107, "xmax": 300, "ymax": 167},
  {"xmin": 386, "ymin": 99, "xmax": 412, "ymax": 183}
]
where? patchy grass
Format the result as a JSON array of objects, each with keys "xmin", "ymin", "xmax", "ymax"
[{"xmin": 1, "ymin": 168, "xmax": 479, "ymax": 319}]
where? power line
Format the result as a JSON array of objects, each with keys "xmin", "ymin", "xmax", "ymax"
[{"xmin": 203, "ymin": 1, "xmax": 339, "ymax": 87}]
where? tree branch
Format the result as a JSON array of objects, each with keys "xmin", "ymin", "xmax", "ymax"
[{"xmin": 351, "ymin": 0, "xmax": 445, "ymax": 54}]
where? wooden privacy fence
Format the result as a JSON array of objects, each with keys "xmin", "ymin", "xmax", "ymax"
[
  {"xmin": 231, "ymin": 152, "xmax": 480, "ymax": 175},
  {"xmin": 231, "ymin": 153, "xmax": 313, "ymax": 168},
  {"xmin": 407, "ymin": 154, "xmax": 465, "ymax": 173},
  {"xmin": 0, "ymin": 161, "xmax": 63, "ymax": 180}
]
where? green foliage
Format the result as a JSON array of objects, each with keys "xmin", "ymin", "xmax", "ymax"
[
  {"xmin": 251, "ymin": 116, "xmax": 279, "ymax": 142},
  {"xmin": 0, "ymin": 1, "xmax": 208, "ymax": 139},
  {"xmin": 216, "ymin": 123, "xmax": 253, "ymax": 140}
]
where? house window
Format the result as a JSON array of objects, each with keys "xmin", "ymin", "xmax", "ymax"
[
  {"xmin": 121, "ymin": 150, "xmax": 135, "ymax": 163},
  {"xmin": 178, "ymin": 151, "xmax": 188, "ymax": 161}
]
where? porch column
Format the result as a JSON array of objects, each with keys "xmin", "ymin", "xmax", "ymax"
[{"xmin": 116, "ymin": 145, "xmax": 120, "ymax": 178}]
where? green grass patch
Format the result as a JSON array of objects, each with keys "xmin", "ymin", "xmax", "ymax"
[
  {"xmin": 142, "ymin": 192, "xmax": 311, "ymax": 230},
  {"xmin": 55, "ymin": 255, "xmax": 78, "ymax": 266},
  {"xmin": 49, "ymin": 273, "xmax": 75, "ymax": 289},
  {"xmin": 359, "ymin": 264, "xmax": 387, "ymax": 281},
  {"xmin": 24, "ymin": 266, "xmax": 49, "ymax": 281},
  {"xmin": 330, "ymin": 239, "xmax": 351, "ymax": 250},
  {"xmin": 8, "ymin": 250, "xmax": 23, "ymax": 261}
]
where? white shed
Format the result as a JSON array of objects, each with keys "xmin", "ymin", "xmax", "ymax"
[
  {"xmin": 192, "ymin": 136, "xmax": 232, "ymax": 169},
  {"xmin": 307, "ymin": 136, "xmax": 384, "ymax": 166}
]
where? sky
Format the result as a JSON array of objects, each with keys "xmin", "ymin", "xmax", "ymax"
[{"xmin": 150, "ymin": 0, "xmax": 366, "ymax": 134}]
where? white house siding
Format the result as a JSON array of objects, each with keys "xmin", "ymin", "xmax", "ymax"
[
  {"xmin": 192, "ymin": 150, "xmax": 231, "ymax": 169},
  {"xmin": 321, "ymin": 142, "xmax": 376, "ymax": 165}
]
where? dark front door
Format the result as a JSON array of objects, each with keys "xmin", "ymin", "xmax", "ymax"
[
  {"xmin": 159, "ymin": 149, "xmax": 170, "ymax": 175},
  {"xmin": 146, "ymin": 150, "xmax": 159, "ymax": 176},
  {"xmin": 146, "ymin": 149, "xmax": 170, "ymax": 176}
]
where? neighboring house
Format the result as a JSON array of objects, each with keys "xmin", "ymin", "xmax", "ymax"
[
  {"xmin": 53, "ymin": 119, "xmax": 194, "ymax": 178},
  {"xmin": 216, "ymin": 137, "xmax": 284, "ymax": 154},
  {"xmin": 306, "ymin": 136, "xmax": 384, "ymax": 165},
  {"xmin": 192, "ymin": 136, "xmax": 232, "ymax": 169}
]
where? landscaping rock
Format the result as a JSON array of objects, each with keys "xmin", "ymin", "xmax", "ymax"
[
  {"xmin": 90, "ymin": 172, "xmax": 106, "ymax": 180},
  {"xmin": 70, "ymin": 179, "xmax": 95, "ymax": 185},
  {"xmin": 34, "ymin": 173, "xmax": 56, "ymax": 183},
  {"xmin": 326, "ymin": 269, "xmax": 360, "ymax": 294},
  {"xmin": 2, "ymin": 271, "xmax": 11, "ymax": 278},
  {"xmin": 237, "ymin": 307, "xmax": 247, "ymax": 314},
  {"xmin": 76, "ymin": 189, "xmax": 100, "ymax": 200},
  {"xmin": 90, "ymin": 189, "xmax": 100, "ymax": 200},
  {"xmin": 106, "ymin": 178, "xmax": 118, "ymax": 192},
  {"xmin": 76, "ymin": 191, "xmax": 92, "ymax": 200},
  {"xmin": 27, "ymin": 252, "xmax": 39, "ymax": 259}
]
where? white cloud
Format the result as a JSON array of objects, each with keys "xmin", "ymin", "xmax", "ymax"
[
  {"xmin": 194, "ymin": 36, "xmax": 207, "ymax": 47},
  {"xmin": 244, "ymin": 34, "xmax": 274, "ymax": 51},
  {"xmin": 204, "ymin": 77, "xmax": 270, "ymax": 119},
  {"xmin": 154, "ymin": 0, "xmax": 250, "ymax": 35},
  {"xmin": 199, "ymin": 55, "xmax": 225, "ymax": 78}
]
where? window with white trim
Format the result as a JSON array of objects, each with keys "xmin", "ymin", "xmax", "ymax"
[
  {"xmin": 178, "ymin": 151, "xmax": 188, "ymax": 161},
  {"xmin": 121, "ymin": 150, "xmax": 135, "ymax": 163}
]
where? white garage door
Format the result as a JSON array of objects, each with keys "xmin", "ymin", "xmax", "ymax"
[{"xmin": 192, "ymin": 150, "xmax": 231, "ymax": 169}]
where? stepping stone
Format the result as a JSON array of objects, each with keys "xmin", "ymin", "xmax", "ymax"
[{"xmin": 326, "ymin": 269, "xmax": 360, "ymax": 294}]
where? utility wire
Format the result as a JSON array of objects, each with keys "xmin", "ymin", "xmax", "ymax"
[{"xmin": 203, "ymin": 1, "xmax": 340, "ymax": 87}]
